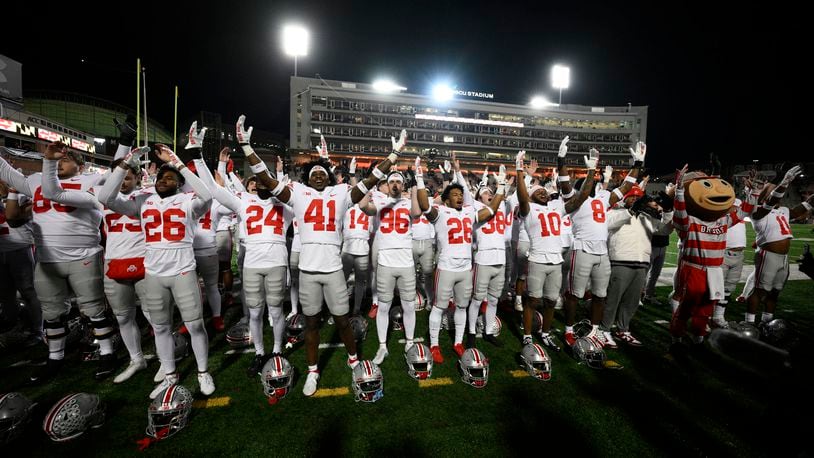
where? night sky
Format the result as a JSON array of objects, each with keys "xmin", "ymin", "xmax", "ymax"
[{"xmin": 6, "ymin": 1, "xmax": 792, "ymax": 174}]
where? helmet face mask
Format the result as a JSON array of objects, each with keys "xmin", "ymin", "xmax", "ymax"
[
  {"xmin": 404, "ymin": 343, "xmax": 433, "ymax": 380},
  {"xmin": 286, "ymin": 314, "xmax": 306, "ymax": 345},
  {"xmin": 459, "ymin": 348, "xmax": 489, "ymax": 388},
  {"xmin": 351, "ymin": 361, "xmax": 384, "ymax": 403},
  {"xmin": 520, "ymin": 343, "xmax": 552, "ymax": 381},
  {"xmin": 261, "ymin": 356, "xmax": 293, "ymax": 405},
  {"xmin": 573, "ymin": 338, "xmax": 606, "ymax": 369},
  {"xmin": 226, "ymin": 322, "xmax": 253, "ymax": 348},
  {"xmin": 43, "ymin": 393, "xmax": 105, "ymax": 442},
  {"xmin": 349, "ymin": 316, "xmax": 368, "ymax": 341},
  {"xmin": 147, "ymin": 385, "xmax": 192, "ymax": 440},
  {"xmin": 389, "ymin": 306, "xmax": 404, "ymax": 331},
  {"xmin": 0, "ymin": 393, "xmax": 36, "ymax": 445}
]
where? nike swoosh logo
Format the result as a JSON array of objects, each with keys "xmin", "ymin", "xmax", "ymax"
[
  {"xmin": 172, "ymin": 202, "xmax": 182, "ymax": 206},
  {"xmin": 83, "ymin": 261, "xmax": 92, "ymax": 266}
]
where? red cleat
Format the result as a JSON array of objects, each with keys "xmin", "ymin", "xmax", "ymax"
[
  {"xmin": 453, "ymin": 343, "xmax": 465, "ymax": 358},
  {"xmin": 177, "ymin": 324, "xmax": 189, "ymax": 335},
  {"xmin": 430, "ymin": 345, "xmax": 444, "ymax": 364},
  {"xmin": 367, "ymin": 303, "xmax": 379, "ymax": 319},
  {"xmin": 212, "ymin": 316, "xmax": 225, "ymax": 332}
]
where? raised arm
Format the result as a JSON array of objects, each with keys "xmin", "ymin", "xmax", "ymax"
[
  {"xmin": 672, "ymin": 164, "xmax": 690, "ymax": 233},
  {"xmin": 516, "ymin": 151, "xmax": 531, "ymax": 217},
  {"xmin": 351, "ymin": 129, "xmax": 407, "ymax": 204},
  {"xmin": 96, "ymin": 149, "xmax": 146, "ymax": 217},
  {"xmin": 0, "ymin": 148, "xmax": 32, "ymax": 196},
  {"xmin": 476, "ymin": 163, "xmax": 507, "ymax": 222},
  {"xmin": 193, "ymin": 153, "xmax": 241, "ymax": 212},
  {"xmin": 41, "ymin": 142, "xmax": 102, "ymax": 209},
  {"xmin": 564, "ymin": 149, "xmax": 599, "ymax": 214},
  {"xmin": 112, "ymin": 115, "xmax": 138, "ymax": 160},
  {"xmin": 753, "ymin": 165, "xmax": 802, "ymax": 220},
  {"xmin": 608, "ymin": 141, "xmax": 646, "ymax": 207},
  {"xmin": 235, "ymin": 115, "xmax": 291, "ymax": 204},
  {"xmin": 556, "ymin": 136, "xmax": 575, "ymax": 198}
]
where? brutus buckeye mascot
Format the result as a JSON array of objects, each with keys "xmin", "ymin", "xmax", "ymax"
[{"xmin": 669, "ymin": 163, "xmax": 752, "ymax": 354}]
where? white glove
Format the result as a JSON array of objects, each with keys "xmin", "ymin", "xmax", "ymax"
[
  {"xmin": 391, "ymin": 129, "xmax": 408, "ymax": 153},
  {"xmin": 444, "ymin": 160, "xmax": 452, "ymax": 174},
  {"xmin": 317, "ymin": 135, "xmax": 329, "ymax": 159},
  {"xmin": 122, "ymin": 146, "xmax": 150, "ymax": 170},
  {"xmin": 584, "ymin": 148, "xmax": 599, "ymax": 170},
  {"xmin": 185, "ymin": 121, "xmax": 207, "ymax": 150},
  {"xmin": 414, "ymin": 156, "xmax": 423, "ymax": 177},
  {"xmin": 544, "ymin": 177, "xmax": 558, "ymax": 195},
  {"xmin": 236, "ymin": 115, "xmax": 253, "ymax": 145},
  {"xmin": 480, "ymin": 167, "xmax": 489, "ymax": 186},
  {"xmin": 516, "ymin": 150, "xmax": 526, "ymax": 171},
  {"xmin": 602, "ymin": 165, "xmax": 613, "ymax": 183},
  {"xmin": 629, "ymin": 141, "xmax": 646, "ymax": 163},
  {"xmin": 558, "ymin": 136, "xmax": 569, "ymax": 158},
  {"xmin": 276, "ymin": 157, "xmax": 284, "ymax": 176},
  {"xmin": 349, "ymin": 157, "xmax": 357, "ymax": 175},
  {"xmin": 780, "ymin": 165, "xmax": 803, "ymax": 187},
  {"xmin": 494, "ymin": 164, "xmax": 507, "ymax": 186},
  {"xmin": 551, "ymin": 169, "xmax": 559, "ymax": 184}
]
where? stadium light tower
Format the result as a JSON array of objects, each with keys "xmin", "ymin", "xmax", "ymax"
[
  {"xmin": 372, "ymin": 79, "xmax": 407, "ymax": 93},
  {"xmin": 432, "ymin": 83, "xmax": 454, "ymax": 102},
  {"xmin": 551, "ymin": 64, "xmax": 570, "ymax": 105},
  {"xmin": 282, "ymin": 24, "xmax": 309, "ymax": 76},
  {"xmin": 530, "ymin": 95, "xmax": 555, "ymax": 109}
]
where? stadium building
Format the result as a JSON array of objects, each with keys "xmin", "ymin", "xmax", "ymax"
[{"xmin": 290, "ymin": 76, "xmax": 648, "ymax": 172}]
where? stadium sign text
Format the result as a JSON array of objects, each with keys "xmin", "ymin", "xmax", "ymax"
[{"xmin": 453, "ymin": 90, "xmax": 495, "ymax": 99}]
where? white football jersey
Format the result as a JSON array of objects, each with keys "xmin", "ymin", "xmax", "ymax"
[
  {"xmin": 432, "ymin": 204, "xmax": 478, "ymax": 272},
  {"xmin": 412, "ymin": 214, "xmax": 435, "ymax": 241},
  {"xmin": 103, "ymin": 195, "xmax": 145, "ymax": 261},
  {"xmin": 502, "ymin": 200, "xmax": 514, "ymax": 243},
  {"xmin": 523, "ymin": 201, "xmax": 565, "ymax": 264},
  {"xmin": 560, "ymin": 211, "xmax": 573, "ymax": 249},
  {"xmin": 374, "ymin": 196, "xmax": 414, "ymax": 268},
  {"xmin": 291, "ymin": 218, "xmax": 301, "ymax": 253},
  {"xmin": 288, "ymin": 182, "xmax": 353, "ymax": 272},
  {"xmin": 342, "ymin": 205, "xmax": 371, "ymax": 257},
  {"xmin": 753, "ymin": 207, "xmax": 793, "ymax": 246},
  {"xmin": 26, "ymin": 173, "xmax": 103, "ymax": 262},
  {"xmin": 239, "ymin": 193, "xmax": 293, "ymax": 268},
  {"xmin": 140, "ymin": 192, "xmax": 200, "ymax": 276},
  {"xmin": 507, "ymin": 193, "xmax": 530, "ymax": 243},
  {"xmin": 473, "ymin": 201, "xmax": 507, "ymax": 266},
  {"xmin": 0, "ymin": 197, "xmax": 34, "ymax": 252},
  {"xmin": 192, "ymin": 201, "xmax": 217, "ymax": 255},
  {"xmin": 569, "ymin": 189, "xmax": 611, "ymax": 255}
]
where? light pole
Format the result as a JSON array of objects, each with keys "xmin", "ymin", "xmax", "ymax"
[
  {"xmin": 551, "ymin": 64, "xmax": 570, "ymax": 105},
  {"xmin": 282, "ymin": 24, "xmax": 309, "ymax": 76}
]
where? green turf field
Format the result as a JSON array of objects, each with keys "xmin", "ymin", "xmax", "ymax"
[{"xmin": 2, "ymin": 230, "xmax": 812, "ymax": 456}]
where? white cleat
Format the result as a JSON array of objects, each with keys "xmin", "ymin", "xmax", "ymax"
[
  {"xmin": 372, "ymin": 346, "xmax": 389, "ymax": 365},
  {"xmin": 153, "ymin": 365, "xmax": 166, "ymax": 383},
  {"xmin": 303, "ymin": 370, "xmax": 320, "ymax": 396},
  {"xmin": 149, "ymin": 373, "xmax": 179, "ymax": 399},
  {"xmin": 514, "ymin": 297, "xmax": 523, "ymax": 312},
  {"xmin": 602, "ymin": 331, "xmax": 618, "ymax": 349},
  {"xmin": 113, "ymin": 358, "xmax": 147, "ymax": 384},
  {"xmin": 197, "ymin": 371, "xmax": 216, "ymax": 396}
]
